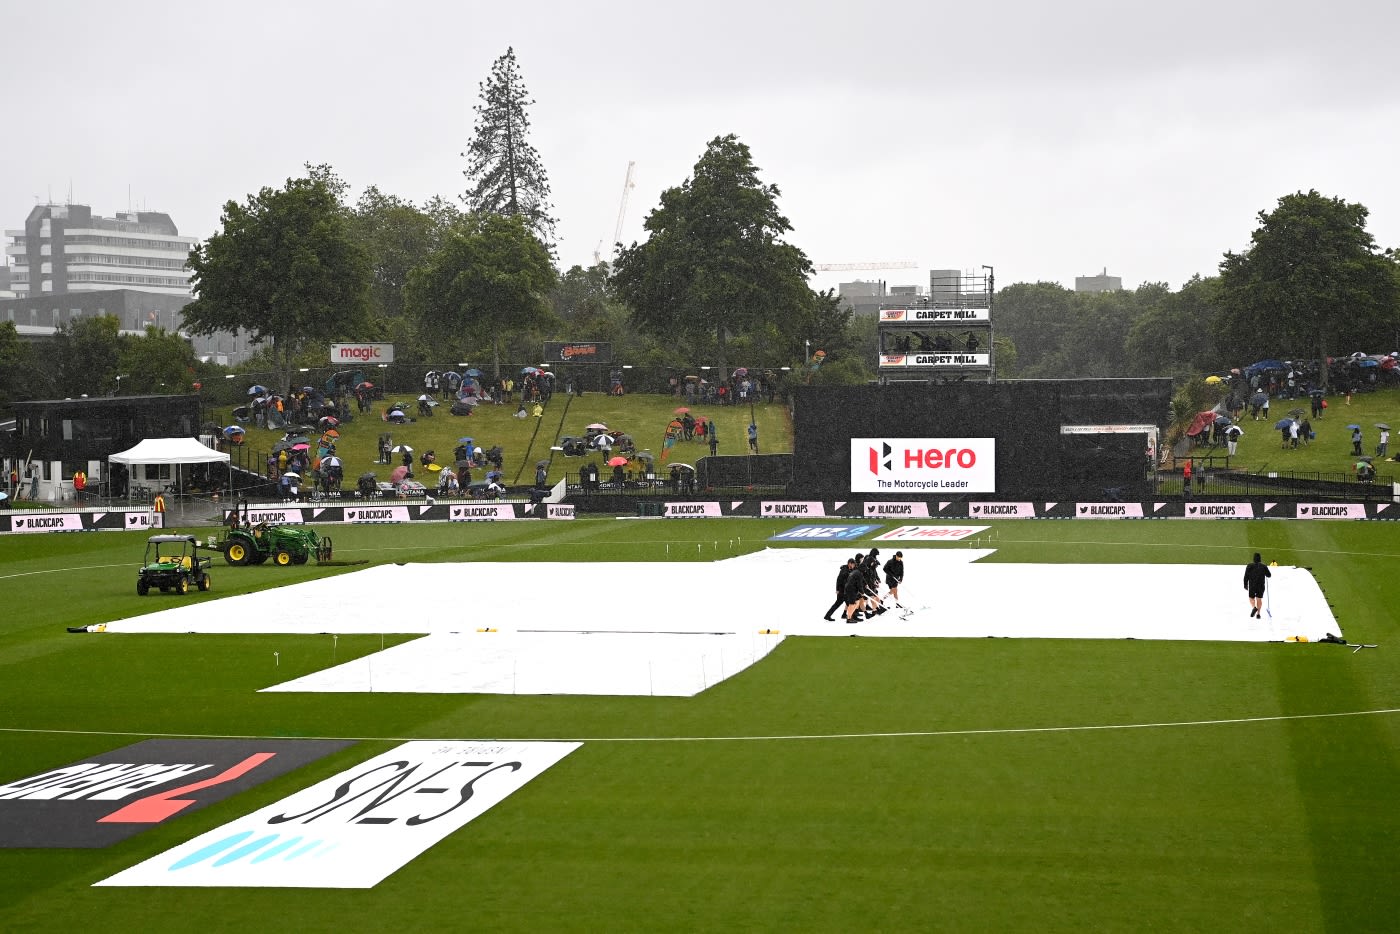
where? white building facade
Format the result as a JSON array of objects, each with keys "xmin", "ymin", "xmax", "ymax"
[{"xmin": 5, "ymin": 203, "xmax": 196, "ymax": 297}]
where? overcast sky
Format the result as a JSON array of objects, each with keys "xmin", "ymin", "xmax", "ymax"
[{"xmin": 5, "ymin": 0, "xmax": 1398, "ymax": 294}]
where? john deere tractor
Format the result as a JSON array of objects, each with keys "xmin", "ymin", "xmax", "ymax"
[{"xmin": 221, "ymin": 522, "xmax": 333, "ymax": 567}]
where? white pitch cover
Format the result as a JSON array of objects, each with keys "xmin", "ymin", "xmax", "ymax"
[{"xmin": 96, "ymin": 740, "xmax": 580, "ymax": 889}]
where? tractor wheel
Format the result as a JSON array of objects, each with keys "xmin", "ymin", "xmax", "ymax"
[
  {"xmin": 178, "ymin": 577, "xmax": 190, "ymax": 595},
  {"xmin": 274, "ymin": 549, "xmax": 292, "ymax": 566},
  {"xmin": 137, "ymin": 579, "xmax": 149, "ymax": 596},
  {"xmin": 292, "ymin": 553, "xmax": 308, "ymax": 565},
  {"xmin": 198, "ymin": 573, "xmax": 211, "ymax": 592},
  {"xmin": 225, "ymin": 541, "xmax": 250, "ymax": 566}
]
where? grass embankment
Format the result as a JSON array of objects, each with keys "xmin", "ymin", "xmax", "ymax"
[{"xmin": 211, "ymin": 391, "xmax": 794, "ymax": 487}]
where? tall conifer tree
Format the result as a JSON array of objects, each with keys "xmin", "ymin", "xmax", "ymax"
[{"xmin": 461, "ymin": 47, "xmax": 558, "ymax": 253}]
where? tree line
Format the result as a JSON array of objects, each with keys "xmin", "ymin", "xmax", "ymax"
[{"xmin": 3, "ymin": 47, "xmax": 1397, "ymax": 410}]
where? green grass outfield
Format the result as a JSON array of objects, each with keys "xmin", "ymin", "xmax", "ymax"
[{"xmin": 2, "ymin": 518, "xmax": 1398, "ymax": 932}]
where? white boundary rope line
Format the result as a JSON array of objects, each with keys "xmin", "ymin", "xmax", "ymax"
[{"xmin": 3, "ymin": 706, "xmax": 1397, "ymax": 744}]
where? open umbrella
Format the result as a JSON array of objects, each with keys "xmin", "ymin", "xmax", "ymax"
[
  {"xmin": 390, "ymin": 465, "xmax": 409, "ymax": 483},
  {"xmin": 391, "ymin": 444, "xmax": 414, "ymax": 454},
  {"xmin": 458, "ymin": 437, "xmax": 475, "ymax": 444},
  {"xmin": 231, "ymin": 405, "xmax": 251, "ymax": 421},
  {"xmin": 222, "ymin": 425, "xmax": 245, "ymax": 438},
  {"xmin": 1357, "ymin": 455, "xmax": 1374, "ymax": 463},
  {"xmin": 674, "ymin": 407, "xmax": 690, "ymax": 415},
  {"xmin": 271, "ymin": 440, "xmax": 294, "ymax": 453},
  {"xmin": 1347, "ymin": 424, "xmax": 1362, "ymax": 430},
  {"xmin": 536, "ymin": 460, "xmax": 551, "ymax": 469},
  {"xmin": 733, "ymin": 367, "xmax": 748, "ymax": 378},
  {"xmin": 670, "ymin": 463, "xmax": 695, "ymax": 472},
  {"xmin": 1274, "ymin": 418, "xmax": 1295, "ymax": 430},
  {"xmin": 521, "ymin": 366, "xmax": 542, "ymax": 375},
  {"xmin": 465, "ymin": 368, "xmax": 482, "ymax": 378},
  {"xmin": 1376, "ymin": 423, "xmax": 1391, "ymax": 431},
  {"xmin": 321, "ymin": 455, "xmax": 342, "ymax": 469},
  {"xmin": 247, "ymin": 385, "xmax": 269, "ymax": 396},
  {"xmin": 318, "ymin": 416, "xmax": 339, "ymax": 429},
  {"xmin": 291, "ymin": 442, "xmax": 310, "ymax": 452},
  {"xmin": 355, "ymin": 381, "xmax": 375, "ymax": 391},
  {"xmin": 286, "ymin": 435, "xmax": 311, "ymax": 445},
  {"xmin": 301, "ymin": 385, "xmax": 315, "ymax": 393},
  {"xmin": 427, "ymin": 463, "xmax": 443, "ymax": 472},
  {"xmin": 586, "ymin": 423, "xmax": 608, "ymax": 431},
  {"xmin": 607, "ymin": 456, "xmax": 628, "ymax": 467},
  {"xmin": 1214, "ymin": 415, "xmax": 1233, "ymax": 427}
]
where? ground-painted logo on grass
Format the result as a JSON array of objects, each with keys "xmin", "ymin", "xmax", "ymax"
[
  {"xmin": 0, "ymin": 739, "xmax": 353, "ymax": 848},
  {"xmin": 770, "ymin": 524, "xmax": 881, "ymax": 541},
  {"xmin": 872, "ymin": 525, "xmax": 987, "ymax": 541},
  {"xmin": 96, "ymin": 740, "xmax": 579, "ymax": 889}
]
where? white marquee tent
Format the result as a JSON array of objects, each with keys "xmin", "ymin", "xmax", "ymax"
[{"xmin": 109, "ymin": 438, "xmax": 230, "ymax": 505}]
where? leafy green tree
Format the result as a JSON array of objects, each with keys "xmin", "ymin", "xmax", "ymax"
[
  {"xmin": 991, "ymin": 282, "xmax": 1078, "ymax": 377},
  {"xmin": 119, "ymin": 327, "xmax": 200, "ymax": 395},
  {"xmin": 1125, "ymin": 275, "xmax": 1224, "ymax": 376},
  {"xmin": 405, "ymin": 212, "xmax": 557, "ymax": 378},
  {"xmin": 52, "ymin": 314, "xmax": 122, "ymax": 397},
  {"xmin": 611, "ymin": 134, "xmax": 814, "ymax": 371},
  {"xmin": 461, "ymin": 47, "xmax": 557, "ymax": 251},
  {"xmin": 352, "ymin": 186, "xmax": 442, "ymax": 322},
  {"xmin": 183, "ymin": 173, "xmax": 371, "ymax": 397},
  {"xmin": 0, "ymin": 321, "xmax": 50, "ymax": 405},
  {"xmin": 1216, "ymin": 190, "xmax": 1400, "ymax": 383}
]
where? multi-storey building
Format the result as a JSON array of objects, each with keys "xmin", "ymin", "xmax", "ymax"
[
  {"xmin": 1, "ymin": 203, "xmax": 251, "ymax": 364},
  {"xmin": 5, "ymin": 203, "xmax": 196, "ymax": 296}
]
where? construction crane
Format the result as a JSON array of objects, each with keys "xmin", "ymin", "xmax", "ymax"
[
  {"xmin": 813, "ymin": 261, "xmax": 919, "ymax": 272},
  {"xmin": 594, "ymin": 161, "xmax": 637, "ymax": 265}
]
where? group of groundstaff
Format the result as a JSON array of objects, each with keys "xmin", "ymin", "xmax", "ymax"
[{"xmin": 824, "ymin": 548, "xmax": 906, "ymax": 623}]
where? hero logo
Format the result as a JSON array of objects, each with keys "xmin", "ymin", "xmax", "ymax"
[{"xmin": 868, "ymin": 444, "xmax": 976, "ymax": 474}]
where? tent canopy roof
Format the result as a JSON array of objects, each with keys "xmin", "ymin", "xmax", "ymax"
[{"xmin": 109, "ymin": 438, "xmax": 229, "ymax": 466}]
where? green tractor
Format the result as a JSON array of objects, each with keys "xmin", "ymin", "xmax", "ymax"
[
  {"xmin": 222, "ymin": 522, "xmax": 333, "ymax": 567},
  {"xmin": 222, "ymin": 523, "xmax": 334, "ymax": 565},
  {"xmin": 137, "ymin": 535, "xmax": 212, "ymax": 596}
]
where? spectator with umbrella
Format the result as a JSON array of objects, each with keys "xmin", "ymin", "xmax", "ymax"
[
  {"xmin": 279, "ymin": 470, "xmax": 300, "ymax": 501},
  {"xmin": 608, "ymin": 455, "xmax": 628, "ymax": 487},
  {"xmin": 1377, "ymin": 423, "xmax": 1390, "ymax": 457},
  {"xmin": 1225, "ymin": 423, "xmax": 1243, "ymax": 457},
  {"xmin": 1350, "ymin": 424, "xmax": 1364, "ymax": 456}
]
